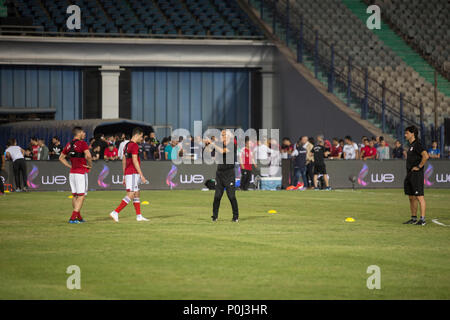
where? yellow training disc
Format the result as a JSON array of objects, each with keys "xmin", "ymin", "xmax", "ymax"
[
  {"xmin": 268, "ymin": 210, "xmax": 277, "ymax": 214},
  {"xmin": 68, "ymin": 195, "xmax": 73, "ymax": 199},
  {"xmin": 4, "ymin": 190, "xmax": 10, "ymax": 193},
  {"xmin": 345, "ymin": 217, "xmax": 355, "ymax": 222},
  {"xmin": 142, "ymin": 201, "xmax": 150, "ymax": 205}
]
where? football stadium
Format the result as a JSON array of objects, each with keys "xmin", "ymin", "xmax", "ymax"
[{"xmin": 0, "ymin": 0, "xmax": 450, "ymax": 305}]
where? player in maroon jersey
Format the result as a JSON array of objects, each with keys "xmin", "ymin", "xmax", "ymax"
[
  {"xmin": 59, "ymin": 127, "xmax": 93, "ymax": 224},
  {"xmin": 110, "ymin": 127, "xmax": 149, "ymax": 222}
]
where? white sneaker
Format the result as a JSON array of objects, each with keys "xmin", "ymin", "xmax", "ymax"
[
  {"xmin": 136, "ymin": 214, "xmax": 149, "ymax": 222},
  {"xmin": 110, "ymin": 211, "xmax": 119, "ymax": 222}
]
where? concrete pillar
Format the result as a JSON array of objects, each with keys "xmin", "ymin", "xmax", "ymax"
[
  {"xmin": 99, "ymin": 65, "xmax": 124, "ymax": 119},
  {"xmin": 261, "ymin": 70, "xmax": 275, "ymax": 129}
]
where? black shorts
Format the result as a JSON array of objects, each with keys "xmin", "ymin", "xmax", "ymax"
[
  {"xmin": 404, "ymin": 170, "xmax": 424, "ymax": 196},
  {"xmin": 216, "ymin": 168, "xmax": 235, "ymax": 189},
  {"xmin": 313, "ymin": 163, "xmax": 327, "ymax": 175}
]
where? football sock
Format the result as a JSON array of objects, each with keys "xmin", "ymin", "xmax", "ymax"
[
  {"xmin": 420, "ymin": 216, "xmax": 425, "ymax": 221},
  {"xmin": 70, "ymin": 211, "xmax": 78, "ymax": 220},
  {"xmin": 77, "ymin": 211, "xmax": 83, "ymax": 220},
  {"xmin": 411, "ymin": 216, "xmax": 417, "ymax": 220},
  {"xmin": 115, "ymin": 196, "xmax": 131, "ymax": 213},
  {"xmin": 133, "ymin": 198, "xmax": 141, "ymax": 215}
]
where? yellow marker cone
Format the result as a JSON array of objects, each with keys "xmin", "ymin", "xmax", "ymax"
[
  {"xmin": 268, "ymin": 209, "xmax": 277, "ymax": 214},
  {"xmin": 142, "ymin": 201, "xmax": 150, "ymax": 205},
  {"xmin": 345, "ymin": 217, "xmax": 355, "ymax": 222},
  {"xmin": 4, "ymin": 190, "xmax": 10, "ymax": 193},
  {"xmin": 68, "ymin": 195, "xmax": 73, "ymax": 199}
]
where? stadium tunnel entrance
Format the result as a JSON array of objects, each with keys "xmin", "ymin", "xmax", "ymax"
[
  {"xmin": 0, "ymin": 119, "xmax": 154, "ymax": 148},
  {"xmin": 93, "ymin": 120, "xmax": 153, "ymax": 138}
]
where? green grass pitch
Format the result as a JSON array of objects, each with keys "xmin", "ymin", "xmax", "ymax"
[{"xmin": 1, "ymin": 189, "xmax": 449, "ymax": 299}]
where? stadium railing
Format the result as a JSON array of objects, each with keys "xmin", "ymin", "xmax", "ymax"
[
  {"xmin": 0, "ymin": 24, "xmax": 264, "ymax": 40},
  {"xmin": 247, "ymin": 0, "xmax": 446, "ymax": 154}
]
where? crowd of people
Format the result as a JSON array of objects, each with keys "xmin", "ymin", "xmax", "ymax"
[
  {"xmin": 0, "ymin": 130, "xmax": 447, "ymax": 193},
  {"xmin": 1, "ymin": 132, "xmax": 445, "ymax": 163},
  {"xmin": 278, "ymin": 135, "xmax": 444, "ymax": 161}
]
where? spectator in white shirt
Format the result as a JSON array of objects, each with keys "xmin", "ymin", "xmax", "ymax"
[
  {"xmin": 118, "ymin": 135, "xmax": 130, "ymax": 160},
  {"xmin": 255, "ymin": 139, "xmax": 270, "ymax": 164},
  {"xmin": 268, "ymin": 138, "xmax": 281, "ymax": 177},
  {"xmin": 343, "ymin": 136, "xmax": 359, "ymax": 160},
  {"xmin": 5, "ymin": 138, "xmax": 28, "ymax": 192}
]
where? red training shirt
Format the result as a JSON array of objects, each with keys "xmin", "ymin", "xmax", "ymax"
[
  {"xmin": 330, "ymin": 145, "xmax": 342, "ymax": 157},
  {"xmin": 124, "ymin": 141, "xmax": 140, "ymax": 175},
  {"xmin": 361, "ymin": 146, "xmax": 377, "ymax": 158},
  {"xmin": 31, "ymin": 145, "xmax": 39, "ymax": 160},
  {"xmin": 104, "ymin": 147, "xmax": 118, "ymax": 158},
  {"xmin": 62, "ymin": 140, "xmax": 89, "ymax": 174},
  {"xmin": 242, "ymin": 147, "xmax": 253, "ymax": 171}
]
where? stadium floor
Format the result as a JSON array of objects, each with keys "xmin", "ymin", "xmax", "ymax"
[{"xmin": 0, "ymin": 189, "xmax": 449, "ymax": 299}]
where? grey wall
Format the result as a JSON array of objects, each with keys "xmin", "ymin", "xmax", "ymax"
[{"xmin": 274, "ymin": 49, "xmax": 373, "ymax": 141}]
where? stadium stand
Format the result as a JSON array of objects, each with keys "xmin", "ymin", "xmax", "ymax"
[
  {"xmin": 366, "ymin": 0, "xmax": 449, "ymax": 81},
  {"xmin": 6, "ymin": 0, "xmax": 262, "ymax": 38},
  {"xmin": 247, "ymin": 0, "xmax": 449, "ymax": 142}
]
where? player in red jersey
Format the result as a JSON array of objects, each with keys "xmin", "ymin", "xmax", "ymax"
[
  {"xmin": 110, "ymin": 127, "xmax": 149, "ymax": 222},
  {"xmin": 59, "ymin": 127, "xmax": 93, "ymax": 224}
]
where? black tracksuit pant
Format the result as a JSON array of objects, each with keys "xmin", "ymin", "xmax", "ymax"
[
  {"xmin": 13, "ymin": 158, "xmax": 27, "ymax": 189},
  {"xmin": 0, "ymin": 174, "xmax": 4, "ymax": 193},
  {"xmin": 212, "ymin": 168, "xmax": 239, "ymax": 219},
  {"xmin": 240, "ymin": 169, "xmax": 252, "ymax": 191}
]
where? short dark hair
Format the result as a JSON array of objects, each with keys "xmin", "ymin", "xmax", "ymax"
[
  {"xmin": 52, "ymin": 136, "xmax": 60, "ymax": 141},
  {"xmin": 405, "ymin": 125, "xmax": 418, "ymax": 139},
  {"xmin": 332, "ymin": 137, "xmax": 339, "ymax": 142},
  {"xmin": 344, "ymin": 135, "xmax": 352, "ymax": 141},
  {"xmin": 30, "ymin": 136, "xmax": 38, "ymax": 141},
  {"xmin": 7, "ymin": 138, "xmax": 16, "ymax": 147},
  {"xmin": 72, "ymin": 126, "xmax": 83, "ymax": 136},
  {"xmin": 132, "ymin": 127, "xmax": 143, "ymax": 137}
]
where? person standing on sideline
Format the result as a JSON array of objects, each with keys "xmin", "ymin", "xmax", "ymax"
[
  {"xmin": 240, "ymin": 137, "xmax": 256, "ymax": 191},
  {"xmin": 110, "ymin": 127, "xmax": 149, "ymax": 223},
  {"xmin": 211, "ymin": 129, "xmax": 239, "ymax": 222},
  {"xmin": 0, "ymin": 143, "xmax": 5, "ymax": 194},
  {"xmin": 403, "ymin": 126, "xmax": 429, "ymax": 226},
  {"xmin": 59, "ymin": 127, "xmax": 93, "ymax": 224},
  {"xmin": 5, "ymin": 138, "xmax": 28, "ymax": 192},
  {"xmin": 291, "ymin": 136, "xmax": 308, "ymax": 189},
  {"xmin": 304, "ymin": 137, "xmax": 314, "ymax": 188},
  {"xmin": 311, "ymin": 137, "xmax": 331, "ymax": 190}
]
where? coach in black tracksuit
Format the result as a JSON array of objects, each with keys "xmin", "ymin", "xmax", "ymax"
[
  {"xmin": 403, "ymin": 126, "xmax": 429, "ymax": 226},
  {"xmin": 211, "ymin": 130, "xmax": 239, "ymax": 222}
]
